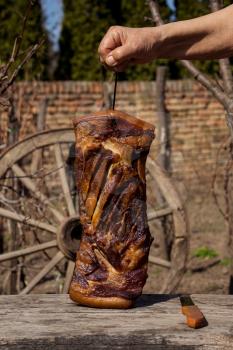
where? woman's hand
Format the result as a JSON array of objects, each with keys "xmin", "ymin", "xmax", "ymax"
[
  {"xmin": 98, "ymin": 26, "xmax": 161, "ymax": 71},
  {"xmin": 98, "ymin": 5, "xmax": 233, "ymax": 71}
]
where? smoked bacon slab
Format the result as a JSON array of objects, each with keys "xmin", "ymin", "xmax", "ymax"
[{"xmin": 69, "ymin": 110, "xmax": 155, "ymax": 308}]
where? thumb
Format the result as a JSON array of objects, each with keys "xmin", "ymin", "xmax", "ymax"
[{"xmin": 105, "ymin": 45, "xmax": 133, "ymax": 67}]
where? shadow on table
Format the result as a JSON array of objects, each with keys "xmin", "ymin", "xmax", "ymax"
[{"xmin": 135, "ymin": 294, "xmax": 179, "ymax": 308}]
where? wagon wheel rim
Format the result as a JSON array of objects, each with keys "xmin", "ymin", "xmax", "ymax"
[{"xmin": 0, "ymin": 129, "xmax": 188, "ymax": 295}]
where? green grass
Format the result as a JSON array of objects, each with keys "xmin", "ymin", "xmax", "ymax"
[
  {"xmin": 193, "ymin": 246, "xmax": 218, "ymax": 259},
  {"xmin": 220, "ymin": 258, "xmax": 232, "ymax": 267}
]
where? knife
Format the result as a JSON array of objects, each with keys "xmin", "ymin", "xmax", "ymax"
[{"xmin": 180, "ymin": 295, "xmax": 208, "ymax": 329}]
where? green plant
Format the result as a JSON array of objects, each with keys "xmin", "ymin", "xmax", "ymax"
[
  {"xmin": 220, "ymin": 258, "xmax": 232, "ymax": 267},
  {"xmin": 193, "ymin": 246, "xmax": 218, "ymax": 259}
]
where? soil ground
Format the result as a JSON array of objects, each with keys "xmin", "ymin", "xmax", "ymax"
[{"xmin": 145, "ymin": 185, "xmax": 229, "ymax": 295}]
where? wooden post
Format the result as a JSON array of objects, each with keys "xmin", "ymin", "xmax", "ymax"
[
  {"xmin": 156, "ymin": 66, "xmax": 170, "ymax": 171},
  {"xmin": 152, "ymin": 66, "xmax": 171, "ymax": 261},
  {"xmin": 6, "ymin": 101, "xmax": 20, "ymax": 294},
  {"xmin": 102, "ymin": 81, "xmax": 113, "ymax": 109},
  {"xmin": 30, "ymin": 98, "xmax": 47, "ymax": 174},
  {"xmin": 101, "ymin": 67, "xmax": 114, "ymax": 109}
]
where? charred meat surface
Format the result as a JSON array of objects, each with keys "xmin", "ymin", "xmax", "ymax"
[{"xmin": 69, "ymin": 110, "xmax": 155, "ymax": 308}]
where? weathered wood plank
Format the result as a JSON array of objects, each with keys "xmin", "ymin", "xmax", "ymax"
[{"xmin": 0, "ymin": 294, "xmax": 232, "ymax": 349}]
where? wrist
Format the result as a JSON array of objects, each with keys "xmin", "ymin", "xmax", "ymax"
[{"xmin": 150, "ymin": 25, "xmax": 168, "ymax": 59}]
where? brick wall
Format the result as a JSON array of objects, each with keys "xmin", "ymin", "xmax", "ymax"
[{"xmin": 0, "ymin": 80, "xmax": 228, "ymax": 187}]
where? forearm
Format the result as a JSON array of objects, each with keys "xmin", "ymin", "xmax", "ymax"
[{"xmin": 153, "ymin": 5, "xmax": 233, "ymax": 60}]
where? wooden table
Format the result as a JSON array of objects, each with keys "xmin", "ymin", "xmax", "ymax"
[{"xmin": 0, "ymin": 294, "xmax": 232, "ymax": 349}]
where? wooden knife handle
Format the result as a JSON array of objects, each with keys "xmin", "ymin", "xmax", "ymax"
[{"xmin": 181, "ymin": 305, "xmax": 208, "ymax": 329}]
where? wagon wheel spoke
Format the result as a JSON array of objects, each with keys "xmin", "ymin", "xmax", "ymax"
[
  {"xmin": 0, "ymin": 207, "xmax": 56, "ymax": 233},
  {"xmin": 0, "ymin": 240, "xmax": 57, "ymax": 262},
  {"xmin": 148, "ymin": 208, "xmax": 173, "ymax": 267},
  {"xmin": 147, "ymin": 207, "xmax": 172, "ymax": 221},
  {"xmin": 148, "ymin": 255, "xmax": 171, "ymax": 268},
  {"xmin": 19, "ymin": 251, "xmax": 64, "ymax": 295},
  {"xmin": 54, "ymin": 143, "xmax": 76, "ymax": 217},
  {"xmin": 11, "ymin": 164, "xmax": 64, "ymax": 222},
  {"xmin": 63, "ymin": 260, "xmax": 75, "ymax": 293}
]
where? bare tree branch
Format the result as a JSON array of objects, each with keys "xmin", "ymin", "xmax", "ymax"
[
  {"xmin": 0, "ymin": 0, "xmax": 44, "ymax": 99},
  {"xmin": 209, "ymin": 0, "xmax": 224, "ymax": 11},
  {"xmin": 180, "ymin": 59, "xmax": 231, "ymax": 109},
  {"xmin": 0, "ymin": 39, "xmax": 44, "ymax": 95},
  {"xmin": 146, "ymin": 0, "xmax": 233, "ymax": 135},
  {"xmin": 147, "ymin": 0, "xmax": 163, "ymax": 25},
  {"xmin": 209, "ymin": 0, "xmax": 233, "ymax": 97},
  {"xmin": 1, "ymin": 1, "xmax": 34, "ymax": 78}
]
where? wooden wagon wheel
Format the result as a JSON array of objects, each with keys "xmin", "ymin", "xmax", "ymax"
[
  {"xmin": 0, "ymin": 128, "xmax": 188, "ymax": 295},
  {"xmin": 0, "ymin": 129, "xmax": 80, "ymax": 295}
]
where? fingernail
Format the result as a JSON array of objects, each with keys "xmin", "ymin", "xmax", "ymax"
[{"xmin": 106, "ymin": 55, "xmax": 117, "ymax": 67}]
